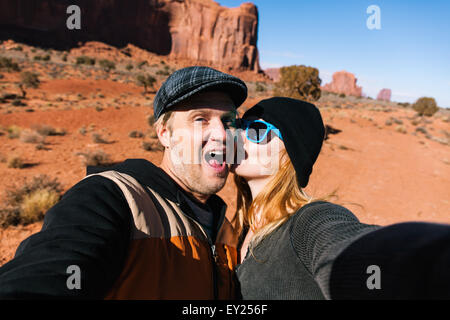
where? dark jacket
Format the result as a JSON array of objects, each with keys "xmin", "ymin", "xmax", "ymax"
[
  {"xmin": 0, "ymin": 159, "xmax": 239, "ymax": 299},
  {"xmin": 236, "ymin": 201, "xmax": 380, "ymax": 299},
  {"xmin": 236, "ymin": 200, "xmax": 450, "ymax": 299}
]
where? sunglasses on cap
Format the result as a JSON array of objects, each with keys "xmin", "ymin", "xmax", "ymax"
[{"xmin": 239, "ymin": 119, "xmax": 283, "ymax": 143}]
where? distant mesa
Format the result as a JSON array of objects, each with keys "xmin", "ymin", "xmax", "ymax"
[
  {"xmin": 377, "ymin": 88, "xmax": 391, "ymax": 102},
  {"xmin": 0, "ymin": 0, "xmax": 261, "ymax": 72},
  {"xmin": 322, "ymin": 71, "xmax": 362, "ymax": 97}
]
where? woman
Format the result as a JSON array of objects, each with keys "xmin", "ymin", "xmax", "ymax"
[{"xmin": 231, "ymin": 97, "xmax": 379, "ymax": 299}]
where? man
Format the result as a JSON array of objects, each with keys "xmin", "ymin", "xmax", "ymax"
[{"xmin": 0, "ymin": 66, "xmax": 247, "ymax": 299}]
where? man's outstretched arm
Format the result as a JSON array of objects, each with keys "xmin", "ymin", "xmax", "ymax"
[{"xmin": 0, "ymin": 175, "xmax": 132, "ymax": 299}]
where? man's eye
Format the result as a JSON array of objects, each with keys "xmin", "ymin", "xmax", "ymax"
[{"xmin": 194, "ymin": 117, "xmax": 207, "ymax": 122}]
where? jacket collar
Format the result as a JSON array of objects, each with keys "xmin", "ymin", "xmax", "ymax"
[{"xmin": 87, "ymin": 159, "xmax": 228, "ymax": 234}]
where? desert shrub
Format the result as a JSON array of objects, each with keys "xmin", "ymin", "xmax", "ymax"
[
  {"xmin": 125, "ymin": 63, "xmax": 134, "ymax": 71},
  {"xmin": 12, "ymin": 99, "xmax": 26, "ymax": 106},
  {"xmin": 136, "ymin": 74, "xmax": 157, "ymax": 94},
  {"xmin": 78, "ymin": 150, "xmax": 112, "ymax": 166},
  {"xmin": 129, "ymin": 130, "xmax": 144, "ymax": 138},
  {"xmin": 390, "ymin": 117, "xmax": 403, "ymax": 125},
  {"xmin": 142, "ymin": 140, "xmax": 164, "ymax": 152},
  {"xmin": 34, "ymin": 55, "xmax": 50, "ymax": 61},
  {"xmin": 7, "ymin": 125, "xmax": 22, "ymax": 139},
  {"xmin": 156, "ymin": 65, "xmax": 171, "ymax": 76},
  {"xmin": 0, "ymin": 174, "xmax": 62, "ymax": 226},
  {"xmin": 413, "ymin": 97, "xmax": 438, "ymax": 117},
  {"xmin": 32, "ymin": 124, "xmax": 66, "ymax": 136},
  {"xmin": 398, "ymin": 102, "xmax": 410, "ymax": 108},
  {"xmin": 18, "ymin": 71, "xmax": 40, "ymax": 98},
  {"xmin": 95, "ymin": 106, "xmax": 104, "ymax": 112},
  {"xmin": 255, "ymin": 82, "xmax": 266, "ymax": 93},
  {"xmin": 7, "ymin": 156, "xmax": 25, "ymax": 169},
  {"xmin": 76, "ymin": 56, "xmax": 96, "ymax": 66},
  {"xmin": 339, "ymin": 93, "xmax": 346, "ymax": 98},
  {"xmin": 19, "ymin": 189, "xmax": 60, "ymax": 224},
  {"xmin": 137, "ymin": 61, "xmax": 148, "ymax": 69},
  {"xmin": 273, "ymin": 65, "xmax": 322, "ymax": 101},
  {"xmin": 385, "ymin": 119, "xmax": 393, "ymax": 126},
  {"xmin": 2, "ymin": 93, "xmax": 19, "ymax": 100},
  {"xmin": 415, "ymin": 127, "xmax": 428, "ymax": 134},
  {"xmin": 0, "ymin": 56, "xmax": 20, "ymax": 72},
  {"xmin": 79, "ymin": 126, "xmax": 87, "ymax": 135},
  {"xmin": 147, "ymin": 114, "xmax": 156, "ymax": 127},
  {"xmin": 35, "ymin": 143, "xmax": 48, "ymax": 150},
  {"xmin": 92, "ymin": 133, "xmax": 111, "ymax": 144},
  {"xmin": 142, "ymin": 141, "xmax": 153, "ymax": 151},
  {"xmin": 395, "ymin": 125, "xmax": 407, "ymax": 134},
  {"xmin": 148, "ymin": 128, "xmax": 158, "ymax": 139},
  {"xmin": 20, "ymin": 129, "xmax": 45, "ymax": 144},
  {"xmin": 99, "ymin": 59, "xmax": 116, "ymax": 73},
  {"xmin": 62, "ymin": 53, "xmax": 68, "ymax": 62}
]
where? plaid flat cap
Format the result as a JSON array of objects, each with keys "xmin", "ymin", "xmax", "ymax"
[{"xmin": 153, "ymin": 66, "xmax": 248, "ymax": 120}]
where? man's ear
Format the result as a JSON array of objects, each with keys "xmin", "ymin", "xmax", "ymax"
[{"xmin": 156, "ymin": 123, "xmax": 170, "ymax": 149}]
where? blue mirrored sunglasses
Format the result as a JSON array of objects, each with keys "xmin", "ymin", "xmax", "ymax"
[{"xmin": 240, "ymin": 119, "xmax": 283, "ymax": 143}]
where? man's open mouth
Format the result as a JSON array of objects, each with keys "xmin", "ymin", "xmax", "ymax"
[{"xmin": 204, "ymin": 149, "xmax": 226, "ymax": 171}]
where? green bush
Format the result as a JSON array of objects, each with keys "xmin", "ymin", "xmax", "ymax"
[
  {"xmin": 76, "ymin": 56, "xmax": 96, "ymax": 66},
  {"xmin": 255, "ymin": 82, "xmax": 266, "ymax": 93},
  {"xmin": 34, "ymin": 55, "xmax": 50, "ymax": 61},
  {"xmin": 412, "ymin": 97, "xmax": 439, "ymax": 117},
  {"xmin": 273, "ymin": 65, "xmax": 322, "ymax": 101},
  {"xmin": 18, "ymin": 72, "xmax": 40, "ymax": 98},
  {"xmin": 99, "ymin": 59, "xmax": 116, "ymax": 73},
  {"xmin": 136, "ymin": 74, "xmax": 157, "ymax": 94},
  {"xmin": 0, "ymin": 56, "xmax": 20, "ymax": 72}
]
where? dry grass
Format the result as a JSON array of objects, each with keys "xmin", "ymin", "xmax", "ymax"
[
  {"xmin": 0, "ymin": 174, "xmax": 62, "ymax": 227},
  {"xmin": 7, "ymin": 125, "xmax": 22, "ymax": 139},
  {"xmin": 20, "ymin": 129, "xmax": 45, "ymax": 144},
  {"xmin": 92, "ymin": 133, "xmax": 112, "ymax": 144},
  {"xmin": 129, "ymin": 130, "xmax": 144, "ymax": 138},
  {"xmin": 77, "ymin": 149, "xmax": 112, "ymax": 166},
  {"xmin": 19, "ymin": 189, "xmax": 60, "ymax": 224},
  {"xmin": 7, "ymin": 156, "xmax": 25, "ymax": 169},
  {"xmin": 32, "ymin": 124, "xmax": 66, "ymax": 136}
]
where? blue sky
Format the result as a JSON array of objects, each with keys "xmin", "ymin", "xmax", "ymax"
[{"xmin": 218, "ymin": 0, "xmax": 450, "ymax": 108}]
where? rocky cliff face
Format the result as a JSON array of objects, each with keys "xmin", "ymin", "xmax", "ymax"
[
  {"xmin": 377, "ymin": 88, "xmax": 391, "ymax": 101},
  {"xmin": 0, "ymin": 0, "xmax": 260, "ymax": 72},
  {"xmin": 322, "ymin": 71, "xmax": 362, "ymax": 97}
]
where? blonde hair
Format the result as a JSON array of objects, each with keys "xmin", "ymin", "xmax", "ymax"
[{"xmin": 233, "ymin": 148, "xmax": 338, "ymax": 254}]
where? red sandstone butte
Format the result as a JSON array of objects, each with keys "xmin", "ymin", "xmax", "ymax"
[
  {"xmin": 322, "ymin": 71, "xmax": 363, "ymax": 97},
  {"xmin": 377, "ymin": 88, "xmax": 392, "ymax": 101},
  {"xmin": 0, "ymin": 0, "xmax": 260, "ymax": 72}
]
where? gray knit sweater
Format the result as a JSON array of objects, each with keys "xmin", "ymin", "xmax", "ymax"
[{"xmin": 235, "ymin": 201, "xmax": 381, "ymax": 300}]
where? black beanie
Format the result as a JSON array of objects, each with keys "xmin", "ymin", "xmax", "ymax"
[{"xmin": 242, "ymin": 97, "xmax": 325, "ymax": 188}]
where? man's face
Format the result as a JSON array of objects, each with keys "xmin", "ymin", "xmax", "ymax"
[{"xmin": 161, "ymin": 91, "xmax": 238, "ymax": 196}]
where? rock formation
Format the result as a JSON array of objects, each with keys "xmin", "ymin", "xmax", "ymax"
[
  {"xmin": 377, "ymin": 88, "xmax": 391, "ymax": 101},
  {"xmin": 322, "ymin": 71, "xmax": 362, "ymax": 97},
  {"xmin": 0, "ymin": 0, "xmax": 260, "ymax": 72}
]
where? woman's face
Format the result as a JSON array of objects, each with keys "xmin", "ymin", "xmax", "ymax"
[{"xmin": 231, "ymin": 117, "xmax": 285, "ymax": 179}]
